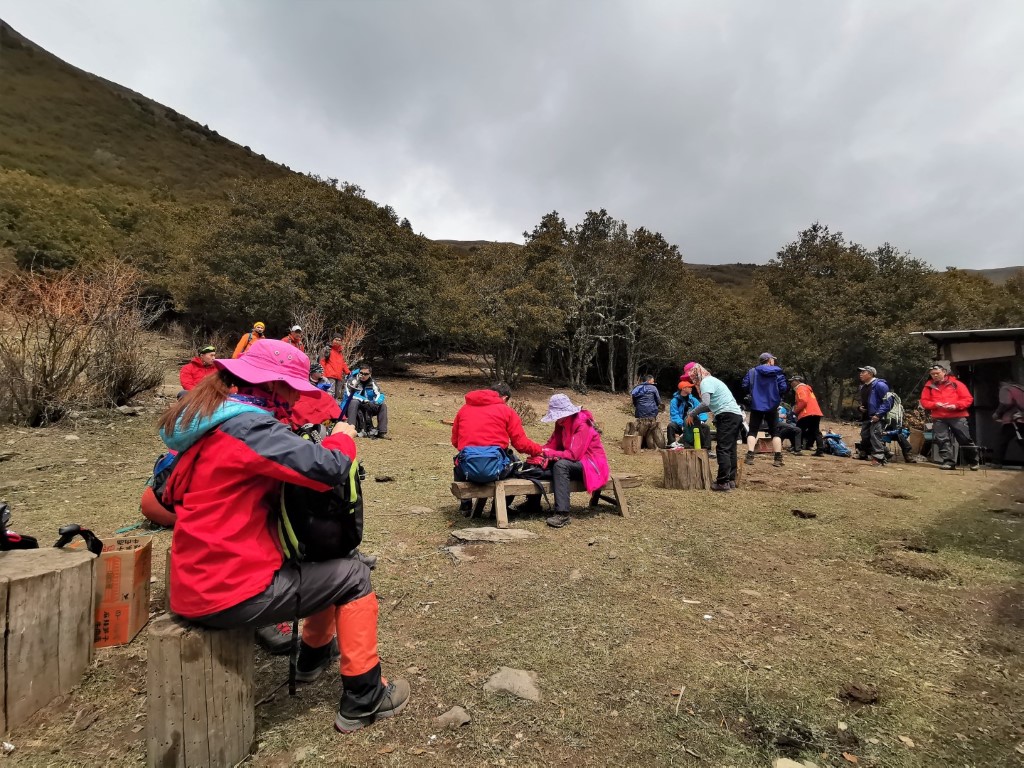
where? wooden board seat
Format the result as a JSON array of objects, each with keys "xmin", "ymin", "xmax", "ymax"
[{"xmin": 450, "ymin": 473, "xmax": 641, "ymax": 529}]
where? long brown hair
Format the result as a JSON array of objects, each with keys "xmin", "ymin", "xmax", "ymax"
[{"xmin": 158, "ymin": 370, "xmax": 240, "ymax": 435}]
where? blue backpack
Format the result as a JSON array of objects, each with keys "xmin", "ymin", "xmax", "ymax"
[
  {"xmin": 457, "ymin": 446, "xmax": 512, "ymax": 483},
  {"xmin": 822, "ymin": 432, "xmax": 852, "ymax": 457}
]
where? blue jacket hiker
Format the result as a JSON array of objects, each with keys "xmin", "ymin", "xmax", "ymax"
[
  {"xmin": 630, "ymin": 378, "xmax": 661, "ymax": 420},
  {"xmin": 741, "ymin": 362, "xmax": 788, "ymax": 412}
]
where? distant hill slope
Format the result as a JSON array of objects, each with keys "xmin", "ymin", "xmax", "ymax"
[{"xmin": 0, "ymin": 20, "xmax": 286, "ymax": 196}]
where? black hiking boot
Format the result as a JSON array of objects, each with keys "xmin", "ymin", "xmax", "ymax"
[
  {"xmin": 335, "ymin": 678, "xmax": 411, "ymax": 733},
  {"xmin": 744, "ymin": 451, "xmax": 756, "ymax": 465},
  {"xmin": 772, "ymin": 452, "xmax": 784, "ymax": 468},
  {"xmin": 295, "ymin": 638, "xmax": 339, "ymax": 683},
  {"xmin": 546, "ymin": 514, "xmax": 571, "ymax": 528},
  {"xmin": 256, "ymin": 622, "xmax": 293, "ymax": 655}
]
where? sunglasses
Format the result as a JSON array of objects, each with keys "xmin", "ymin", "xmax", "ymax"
[{"xmin": 359, "ymin": 372, "xmax": 371, "ymax": 377}]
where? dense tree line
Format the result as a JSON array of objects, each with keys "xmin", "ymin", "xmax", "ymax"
[{"xmin": 4, "ymin": 171, "xmax": 1024, "ymax": 413}]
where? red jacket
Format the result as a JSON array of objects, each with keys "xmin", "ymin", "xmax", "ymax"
[
  {"xmin": 178, "ymin": 357, "xmax": 218, "ymax": 390},
  {"xmin": 282, "ymin": 335, "xmax": 306, "ymax": 353},
  {"xmin": 451, "ymin": 389, "xmax": 542, "ymax": 456},
  {"xmin": 162, "ymin": 407, "xmax": 355, "ymax": 618},
  {"xmin": 287, "ymin": 389, "xmax": 342, "ymax": 429},
  {"xmin": 920, "ymin": 375, "xmax": 973, "ymax": 419},
  {"xmin": 320, "ymin": 343, "xmax": 350, "ymax": 380}
]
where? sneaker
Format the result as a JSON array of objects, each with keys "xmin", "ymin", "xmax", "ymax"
[
  {"xmin": 939, "ymin": 463, "xmax": 956, "ymax": 471},
  {"xmin": 744, "ymin": 451, "xmax": 756, "ymax": 465},
  {"xmin": 295, "ymin": 638, "xmax": 339, "ymax": 683},
  {"xmin": 546, "ymin": 514, "xmax": 571, "ymax": 528},
  {"xmin": 969, "ymin": 462, "xmax": 980, "ymax": 471},
  {"xmin": 368, "ymin": 428, "xmax": 379, "ymax": 437},
  {"xmin": 710, "ymin": 482, "xmax": 731, "ymax": 492},
  {"xmin": 256, "ymin": 622, "xmax": 293, "ymax": 655},
  {"xmin": 356, "ymin": 431, "xmax": 367, "ymax": 438},
  {"xmin": 335, "ymin": 678, "xmax": 411, "ymax": 733},
  {"xmin": 791, "ymin": 449, "xmax": 803, "ymax": 455},
  {"xmin": 869, "ymin": 457, "xmax": 887, "ymax": 466},
  {"xmin": 667, "ymin": 441, "xmax": 682, "ymax": 449}
]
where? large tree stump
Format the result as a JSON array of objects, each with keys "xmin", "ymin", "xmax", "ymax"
[
  {"xmin": 147, "ymin": 613, "xmax": 255, "ymax": 768},
  {"xmin": 661, "ymin": 448, "xmax": 714, "ymax": 490},
  {"xmin": 0, "ymin": 548, "xmax": 96, "ymax": 733}
]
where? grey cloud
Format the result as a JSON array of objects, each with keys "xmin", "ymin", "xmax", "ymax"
[{"xmin": 5, "ymin": 0, "xmax": 1024, "ymax": 266}]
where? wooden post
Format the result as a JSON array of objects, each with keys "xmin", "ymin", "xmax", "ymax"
[
  {"xmin": 147, "ymin": 613, "xmax": 255, "ymax": 768},
  {"xmin": 494, "ymin": 479, "xmax": 509, "ymax": 529},
  {"xmin": 0, "ymin": 548, "xmax": 96, "ymax": 733},
  {"xmin": 620, "ymin": 434, "xmax": 641, "ymax": 455},
  {"xmin": 610, "ymin": 475, "xmax": 630, "ymax": 517},
  {"xmin": 661, "ymin": 448, "xmax": 713, "ymax": 490}
]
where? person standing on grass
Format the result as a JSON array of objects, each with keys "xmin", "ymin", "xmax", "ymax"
[
  {"xmin": 742, "ymin": 352, "xmax": 788, "ymax": 468},
  {"xmin": 282, "ymin": 325, "xmax": 305, "ymax": 352},
  {"xmin": 856, "ymin": 366, "xmax": 892, "ymax": 465},
  {"xmin": 537, "ymin": 394, "xmax": 610, "ymax": 529},
  {"xmin": 630, "ymin": 374, "xmax": 665, "ymax": 449},
  {"xmin": 683, "ymin": 362, "xmax": 743, "ymax": 492},
  {"xmin": 179, "ymin": 345, "xmax": 218, "ymax": 392},
  {"xmin": 920, "ymin": 363, "xmax": 978, "ymax": 470},
  {"xmin": 232, "ymin": 321, "xmax": 266, "ymax": 358},
  {"xmin": 790, "ymin": 375, "xmax": 824, "ymax": 456},
  {"xmin": 157, "ymin": 339, "xmax": 408, "ymax": 732},
  {"xmin": 992, "ymin": 380, "xmax": 1024, "ymax": 468},
  {"xmin": 320, "ymin": 335, "xmax": 351, "ymax": 398}
]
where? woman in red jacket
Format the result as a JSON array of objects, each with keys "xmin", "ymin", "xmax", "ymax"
[
  {"xmin": 920, "ymin": 363, "xmax": 978, "ymax": 470},
  {"xmin": 157, "ymin": 339, "xmax": 408, "ymax": 733}
]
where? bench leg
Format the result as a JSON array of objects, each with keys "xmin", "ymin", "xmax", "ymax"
[
  {"xmin": 494, "ymin": 481, "xmax": 509, "ymax": 529},
  {"xmin": 611, "ymin": 476, "xmax": 630, "ymax": 518}
]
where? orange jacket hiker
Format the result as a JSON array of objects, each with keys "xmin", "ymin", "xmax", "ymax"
[{"xmin": 793, "ymin": 382, "xmax": 823, "ymax": 418}]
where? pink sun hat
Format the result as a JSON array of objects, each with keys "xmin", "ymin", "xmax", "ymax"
[
  {"xmin": 683, "ymin": 362, "xmax": 697, "ymax": 375},
  {"xmin": 215, "ymin": 339, "xmax": 319, "ymax": 393}
]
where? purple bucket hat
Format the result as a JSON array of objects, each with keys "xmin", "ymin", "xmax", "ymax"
[
  {"xmin": 541, "ymin": 393, "xmax": 582, "ymax": 423},
  {"xmin": 215, "ymin": 339, "xmax": 318, "ymax": 393}
]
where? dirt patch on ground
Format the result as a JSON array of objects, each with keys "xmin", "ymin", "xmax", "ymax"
[{"xmin": 1, "ymin": 353, "xmax": 1023, "ymax": 766}]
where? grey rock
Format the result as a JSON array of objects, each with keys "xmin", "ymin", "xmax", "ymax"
[
  {"xmin": 483, "ymin": 667, "xmax": 541, "ymax": 701},
  {"xmin": 451, "ymin": 527, "xmax": 538, "ymax": 543},
  {"xmin": 434, "ymin": 705, "xmax": 471, "ymax": 728}
]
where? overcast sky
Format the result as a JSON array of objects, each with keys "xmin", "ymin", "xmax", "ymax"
[{"xmin": 5, "ymin": 1, "xmax": 1024, "ymax": 267}]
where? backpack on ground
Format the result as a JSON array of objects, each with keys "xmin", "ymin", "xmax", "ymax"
[
  {"xmin": 882, "ymin": 391, "xmax": 904, "ymax": 429},
  {"xmin": 822, "ymin": 432, "xmax": 852, "ymax": 457},
  {"xmin": 278, "ymin": 458, "xmax": 364, "ymax": 562},
  {"xmin": 456, "ymin": 446, "xmax": 513, "ymax": 484}
]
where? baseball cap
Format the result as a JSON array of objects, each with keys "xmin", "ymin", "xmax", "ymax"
[
  {"xmin": 759, "ymin": 352, "xmax": 775, "ymax": 363},
  {"xmin": 198, "ymin": 345, "xmax": 215, "ymax": 355},
  {"xmin": 290, "ymin": 325, "xmax": 302, "ymax": 333},
  {"xmin": 858, "ymin": 366, "xmax": 877, "ymax": 376},
  {"xmin": 928, "ymin": 363, "xmax": 948, "ymax": 372}
]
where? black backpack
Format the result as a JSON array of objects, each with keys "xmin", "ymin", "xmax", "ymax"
[{"xmin": 277, "ymin": 458, "xmax": 363, "ymax": 562}]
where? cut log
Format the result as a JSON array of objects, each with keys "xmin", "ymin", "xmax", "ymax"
[
  {"xmin": 147, "ymin": 613, "xmax": 255, "ymax": 768},
  {"xmin": 661, "ymin": 448, "xmax": 714, "ymax": 490},
  {"xmin": 620, "ymin": 434, "xmax": 641, "ymax": 455},
  {"xmin": 0, "ymin": 548, "xmax": 96, "ymax": 733}
]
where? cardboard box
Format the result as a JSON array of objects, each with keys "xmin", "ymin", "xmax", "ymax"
[{"xmin": 75, "ymin": 536, "xmax": 153, "ymax": 648}]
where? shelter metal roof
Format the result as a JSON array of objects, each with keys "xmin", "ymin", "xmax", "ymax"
[{"xmin": 911, "ymin": 328, "xmax": 1024, "ymax": 343}]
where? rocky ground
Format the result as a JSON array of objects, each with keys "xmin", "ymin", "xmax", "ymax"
[{"xmin": 0, "ymin": 352, "xmax": 1021, "ymax": 766}]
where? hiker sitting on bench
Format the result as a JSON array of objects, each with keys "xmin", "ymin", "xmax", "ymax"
[
  {"xmin": 451, "ymin": 383, "xmax": 542, "ymax": 516},
  {"xmin": 156, "ymin": 339, "xmax": 408, "ymax": 733},
  {"xmin": 535, "ymin": 394, "xmax": 610, "ymax": 529}
]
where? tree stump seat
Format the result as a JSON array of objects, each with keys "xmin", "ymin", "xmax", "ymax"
[
  {"xmin": 450, "ymin": 473, "xmax": 641, "ymax": 528},
  {"xmin": 147, "ymin": 612, "xmax": 255, "ymax": 768}
]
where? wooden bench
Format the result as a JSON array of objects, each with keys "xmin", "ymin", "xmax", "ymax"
[{"xmin": 450, "ymin": 473, "xmax": 641, "ymax": 529}]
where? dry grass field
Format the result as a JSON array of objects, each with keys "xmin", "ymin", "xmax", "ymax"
[{"xmin": 0, "ymin": 351, "xmax": 1021, "ymax": 767}]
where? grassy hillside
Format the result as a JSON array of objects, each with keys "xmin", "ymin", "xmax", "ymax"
[{"xmin": 0, "ymin": 20, "xmax": 286, "ymax": 196}]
